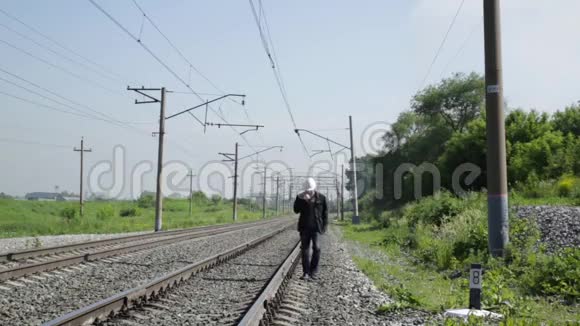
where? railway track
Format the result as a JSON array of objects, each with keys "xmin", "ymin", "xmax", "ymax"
[
  {"xmin": 0, "ymin": 218, "xmax": 288, "ymax": 282},
  {"xmin": 39, "ymin": 224, "xmax": 303, "ymax": 326}
]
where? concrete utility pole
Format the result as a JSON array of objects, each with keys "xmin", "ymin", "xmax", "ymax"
[
  {"xmin": 127, "ymin": 86, "xmax": 166, "ymax": 232},
  {"xmin": 341, "ymin": 164, "xmax": 345, "ymax": 221},
  {"xmin": 73, "ymin": 137, "xmax": 92, "ymax": 217},
  {"xmin": 187, "ymin": 169, "xmax": 196, "ymax": 217},
  {"xmin": 218, "ymin": 143, "xmax": 239, "ymax": 221},
  {"xmin": 154, "ymin": 88, "xmax": 166, "ymax": 232},
  {"xmin": 349, "ymin": 115, "xmax": 360, "ymax": 224},
  {"xmin": 262, "ymin": 166, "xmax": 267, "ymax": 219},
  {"xmin": 129, "ymin": 88, "xmax": 250, "ymax": 231},
  {"xmin": 484, "ymin": 0, "xmax": 509, "ymax": 257},
  {"xmin": 335, "ymin": 177, "xmax": 340, "ymax": 219},
  {"xmin": 275, "ymin": 175, "xmax": 280, "ymax": 215},
  {"xmin": 233, "ymin": 142, "xmax": 239, "ymax": 221},
  {"xmin": 288, "ymin": 183, "xmax": 293, "ymax": 213}
]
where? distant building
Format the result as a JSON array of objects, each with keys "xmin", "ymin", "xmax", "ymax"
[{"xmin": 25, "ymin": 192, "xmax": 65, "ymax": 201}]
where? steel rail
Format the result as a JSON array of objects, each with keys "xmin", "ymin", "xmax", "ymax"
[
  {"xmin": 0, "ymin": 219, "xmax": 289, "ymax": 281},
  {"xmin": 0, "ymin": 218, "xmax": 274, "ymax": 262},
  {"xmin": 42, "ymin": 222, "xmax": 294, "ymax": 326},
  {"xmin": 237, "ymin": 240, "xmax": 301, "ymax": 326}
]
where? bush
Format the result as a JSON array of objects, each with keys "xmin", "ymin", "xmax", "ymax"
[
  {"xmin": 405, "ymin": 191, "xmax": 463, "ymax": 226},
  {"xmin": 137, "ymin": 194, "xmax": 154, "ymax": 208},
  {"xmin": 96, "ymin": 205, "xmax": 115, "ymax": 220},
  {"xmin": 557, "ymin": 177, "xmax": 575, "ymax": 197},
  {"xmin": 192, "ymin": 191, "xmax": 208, "ymax": 204},
  {"xmin": 60, "ymin": 207, "xmax": 77, "ymax": 221},
  {"xmin": 519, "ymin": 248, "xmax": 580, "ymax": 303},
  {"xmin": 119, "ymin": 207, "xmax": 138, "ymax": 217},
  {"xmin": 204, "ymin": 206, "xmax": 221, "ymax": 213},
  {"xmin": 210, "ymin": 194, "xmax": 222, "ymax": 205}
]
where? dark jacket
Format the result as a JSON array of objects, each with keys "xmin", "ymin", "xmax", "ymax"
[{"xmin": 293, "ymin": 191, "xmax": 328, "ymax": 233}]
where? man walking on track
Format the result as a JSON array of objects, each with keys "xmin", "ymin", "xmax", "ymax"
[{"xmin": 293, "ymin": 177, "xmax": 328, "ymax": 281}]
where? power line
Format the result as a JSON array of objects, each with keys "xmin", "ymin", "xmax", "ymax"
[
  {"xmin": 129, "ymin": 0, "xmax": 261, "ymax": 144},
  {"xmin": 0, "ymin": 137, "xmax": 70, "ymax": 149},
  {"xmin": 130, "ymin": 0, "xmax": 222, "ymax": 94},
  {"xmin": 1, "ymin": 85, "xmax": 196, "ymax": 158},
  {"xmin": 0, "ymin": 7, "xmax": 126, "ymax": 82},
  {"xmin": 439, "ymin": 21, "xmax": 482, "ymax": 78},
  {"xmin": 0, "ymin": 66, "xmax": 155, "ymax": 128},
  {"xmin": 0, "ymin": 22, "xmax": 119, "ymax": 83},
  {"xmin": 89, "ymin": 0, "xmax": 258, "ymax": 152},
  {"xmin": 0, "ymin": 75, "xmax": 115, "ymax": 123},
  {"xmin": 0, "ymin": 37, "xmax": 124, "ymax": 96},
  {"xmin": 419, "ymin": 0, "xmax": 466, "ymax": 88},
  {"xmin": 248, "ymin": 0, "xmax": 310, "ymax": 157},
  {"xmin": 0, "ymin": 89, "xmax": 110, "ymax": 120}
]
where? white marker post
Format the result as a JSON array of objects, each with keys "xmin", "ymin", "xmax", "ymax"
[
  {"xmin": 469, "ymin": 263, "xmax": 482, "ymax": 309},
  {"xmin": 444, "ymin": 262, "xmax": 502, "ymax": 321}
]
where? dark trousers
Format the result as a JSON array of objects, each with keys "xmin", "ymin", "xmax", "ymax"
[{"xmin": 300, "ymin": 230, "xmax": 321, "ymax": 275}]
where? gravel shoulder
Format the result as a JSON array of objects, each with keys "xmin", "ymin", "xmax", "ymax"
[
  {"xmin": 0, "ymin": 220, "xmax": 290, "ymax": 325},
  {"xmin": 292, "ymin": 225, "xmax": 437, "ymax": 326}
]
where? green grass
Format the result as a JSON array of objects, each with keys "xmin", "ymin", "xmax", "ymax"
[
  {"xmin": 342, "ymin": 223, "xmax": 466, "ymax": 312},
  {"xmin": 0, "ymin": 198, "xmax": 279, "ymax": 238},
  {"xmin": 338, "ymin": 191, "xmax": 580, "ymax": 325}
]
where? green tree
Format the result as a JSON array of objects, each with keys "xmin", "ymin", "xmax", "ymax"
[
  {"xmin": 412, "ymin": 72, "xmax": 484, "ymax": 133},
  {"xmin": 505, "ymin": 109, "xmax": 552, "ymax": 144},
  {"xmin": 438, "ymin": 116, "xmax": 487, "ymax": 190},
  {"xmin": 553, "ymin": 103, "xmax": 580, "ymax": 137}
]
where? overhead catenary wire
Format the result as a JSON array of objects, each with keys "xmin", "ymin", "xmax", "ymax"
[
  {"xmin": 439, "ymin": 20, "xmax": 483, "ymax": 79},
  {"xmin": 0, "ymin": 137, "xmax": 71, "ymax": 149},
  {"xmin": 0, "ymin": 22, "xmax": 120, "ymax": 83},
  {"xmin": 418, "ymin": 0, "xmax": 466, "ymax": 89},
  {"xmin": 89, "ymin": 0, "xmax": 259, "ymax": 153},
  {"xmin": 0, "ymin": 89, "xmax": 115, "ymax": 121},
  {"xmin": 248, "ymin": 0, "xmax": 310, "ymax": 158},
  {"xmin": 1, "ymin": 8, "xmax": 196, "ymax": 159},
  {"xmin": 0, "ymin": 38, "xmax": 125, "ymax": 97},
  {"xmin": 130, "ymin": 0, "xmax": 262, "ymax": 144},
  {"xmin": 0, "ymin": 67, "xmax": 155, "ymax": 128},
  {"xmin": 0, "ymin": 75, "xmax": 117, "ymax": 123},
  {"xmin": 0, "ymin": 7, "xmax": 127, "ymax": 82}
]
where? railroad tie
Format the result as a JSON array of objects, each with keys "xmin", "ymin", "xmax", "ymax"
[{"xmin": 5, "ymin": 280, "xmax": 25, "ymax": 287}]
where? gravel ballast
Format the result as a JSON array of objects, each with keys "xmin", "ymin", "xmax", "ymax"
[
  {"xmin": 515, "ymin": 205, "xmax": 580, "ymax": 251},
  {"xmin": 106, "ymin": 229, "xmax": 300, "ymax": 326},
  {"xmin": 290, "ymin": 226, "xmax": 438, "ymax": 326},
  {"xmin": 0, "ymin": 231, "xmax": 149, "ymax": 254},
  {"xmin": 0, "ymin": 219, "xmax": 291, "ymax": 325}
]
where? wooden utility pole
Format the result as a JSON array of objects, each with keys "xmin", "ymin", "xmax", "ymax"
[
  {"xmin": 187, "ymin": 169, "xmax": 196, "ymax": 217},
  {"xmin": 484, "ymin": 0, "xmax": 509, "ymax": 257},
  {"xmin": 73, "ymin": 137, "xmax": 92, "ymax": 216}
]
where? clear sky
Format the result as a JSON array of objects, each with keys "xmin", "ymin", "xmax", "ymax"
[{"xmin": 1, "ymin": 0, "xmax": 579, "ymax": 198}]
